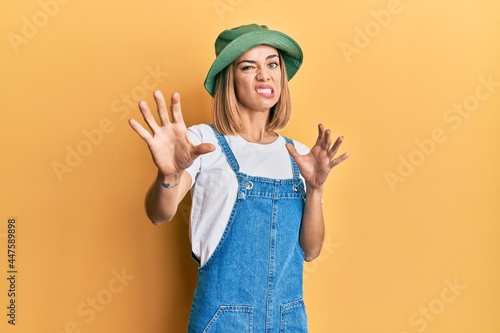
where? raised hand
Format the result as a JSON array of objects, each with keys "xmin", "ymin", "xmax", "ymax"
[
  {"xmin": 286, "ymin": 124, "xmax": 350, "ymax": 190},
  {"xmin": 128, "ymin": 91, "xmax": 215, "ymax": 177}
]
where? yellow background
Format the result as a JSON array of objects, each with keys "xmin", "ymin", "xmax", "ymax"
[{"xmin": 1, "ymin": 0, "xmax": 499, "ymax": 332}]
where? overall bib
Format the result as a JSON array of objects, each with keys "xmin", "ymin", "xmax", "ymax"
[{"xmin": 187, "ymin": 128, "xmax": 308, "ymax": 333}]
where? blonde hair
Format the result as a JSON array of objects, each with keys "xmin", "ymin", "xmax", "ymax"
[{"xmin": 211, "ymin": 52, "xmax": 292, "ymax": 135}]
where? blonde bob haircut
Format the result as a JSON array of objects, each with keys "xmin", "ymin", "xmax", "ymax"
[{"xmin": 211, "ymin": 52, "xmax": 292, "ymax": 135}]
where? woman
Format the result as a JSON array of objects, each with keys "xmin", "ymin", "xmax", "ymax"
[{"xmin": 129, "ymin": 24, "xmax": 349, "ymax": 332}]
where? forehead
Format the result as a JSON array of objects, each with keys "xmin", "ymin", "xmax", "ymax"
[{"xmin": 235, "ymin": 45, "xmax": 279, "ymax": 62}]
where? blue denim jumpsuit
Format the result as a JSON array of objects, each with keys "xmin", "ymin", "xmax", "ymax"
[{"xmin": 187, "ymin": 128, "xmax": 308, "ymax": 333}]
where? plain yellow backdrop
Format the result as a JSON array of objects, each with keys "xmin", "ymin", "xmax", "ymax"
[{"xmin": 1, "ymin": 0, "xmax": 499, "ymax": 332}]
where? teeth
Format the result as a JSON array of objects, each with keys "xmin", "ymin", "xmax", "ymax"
[{"xmin": 257, "ymin": 88, "xmax": 272, "ymax": 94}]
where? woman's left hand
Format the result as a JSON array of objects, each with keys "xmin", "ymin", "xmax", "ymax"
[{"xmin": 286, "ymin": 124, "xmax": 350, "ymax": 190}]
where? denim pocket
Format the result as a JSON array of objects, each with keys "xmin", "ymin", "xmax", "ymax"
[
  {"xmin": 280, "ymin": 299, "xmax": 308, "ymax": 333},
  {"xmin": 202, "ymin": 306, "xmax": 254, "ymax": 333}
]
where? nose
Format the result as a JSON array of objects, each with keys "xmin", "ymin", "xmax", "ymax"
[{"xmin": 256, "ymin": 67, "xmax": 270, "ymax": 81}]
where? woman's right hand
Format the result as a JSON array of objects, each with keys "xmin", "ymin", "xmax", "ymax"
[{"xmin": 128, "ymin": 90, "xmax": 215, "ymax": 177}]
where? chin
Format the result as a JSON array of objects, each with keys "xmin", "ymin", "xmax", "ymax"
[
  {"xmin": 258, "ymin": 103, "xmax": 278, "ymax": 112},
  {"xmin": 260, "ymin": 99, "xmax": 280, "ymax": 110}
]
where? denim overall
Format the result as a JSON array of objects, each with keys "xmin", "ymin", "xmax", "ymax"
[{"xmin": 187, "ymin": 128, "xmax": 308, "ymax": 333}]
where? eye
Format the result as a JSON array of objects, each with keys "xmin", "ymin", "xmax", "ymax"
[
  {"xmin": 241, "ymin": 65, "xmax": 255, "ymax": 71},
  {"xmin": 268, "ymin": 62, "xmax": 279, "ymax": 69}
]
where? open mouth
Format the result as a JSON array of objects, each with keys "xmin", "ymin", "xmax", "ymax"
[
  {"xmin": 256, "ymin": 86, "xmax": 274, "ymax": 97},
  {"xmin": 257, "ymin": 88, "xmax": 273, "ymax": 94}
]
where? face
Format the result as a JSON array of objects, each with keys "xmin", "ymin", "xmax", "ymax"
[{"xmin": 232, "ymin": 45, "xmax": 282, "ymax": 114}]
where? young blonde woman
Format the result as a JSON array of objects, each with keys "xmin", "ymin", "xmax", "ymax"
[{"xmin": 129, "ymin": 24, "xmax": 350, "ymax": 333}]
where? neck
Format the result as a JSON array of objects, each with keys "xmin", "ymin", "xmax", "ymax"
[
  {"xmin": 239, "ymin": 129, "xmax": 278, "ymax": 144},
  {"xmin": 237, "ymin": 108, "xmax": 277, "ymax": 144}
]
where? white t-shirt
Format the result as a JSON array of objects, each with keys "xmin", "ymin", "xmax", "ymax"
[{"xmin": 185, "ymin": 124, "xmax": 310, "ymax": 266}]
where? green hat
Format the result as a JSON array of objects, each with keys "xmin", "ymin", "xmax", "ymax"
[{"xmin": 204, "ymin": 24, "xmax": 303, "ymax": 96}]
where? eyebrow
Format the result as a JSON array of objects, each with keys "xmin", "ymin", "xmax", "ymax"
[{"xmin": 237, "ymin": 54, "xmax": 279, "ymax": 65}]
